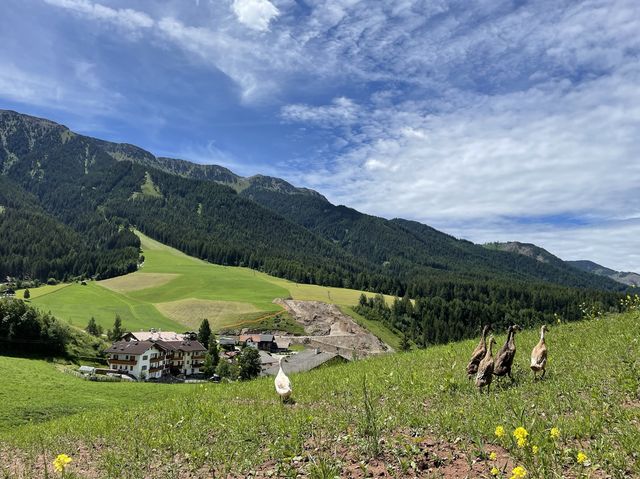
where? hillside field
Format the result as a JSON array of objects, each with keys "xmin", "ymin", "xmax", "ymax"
[
  {"xmin": 1, "ymin": 311, "xmax": 638, "ymax": 478},
  {"xmin": 18, "ymin": 232, "xmax": 397, "ymax": 338}
]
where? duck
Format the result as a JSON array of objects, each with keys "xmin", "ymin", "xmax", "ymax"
[
  {"xmin": 475, "ymin": 336, "xmax": 496, "ymax": 394},
  {"xmin": 275, "ymin": 356, "xmax": 292, "ymax": 402},
  {"xmin": 466, "ymin": 325, "xmax": 491, "ymax": 378},
  {"xmin": 530, "ymin": 324, "xmax": 549, "ymax": 380},
  {"xmin": 494, "ymin": 324, "xmax": 521, "ymax": 381}
]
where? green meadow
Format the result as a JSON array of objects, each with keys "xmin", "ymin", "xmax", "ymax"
[
  {"xmin": 20, "ymin": 232, "xmax": 398, "ymax": 339},
  {"xmin": 1, "ymin": 311, "xmax": 638, "ymax": 478}
]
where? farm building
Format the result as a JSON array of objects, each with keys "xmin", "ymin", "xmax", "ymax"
[{"xmin": 239, "ymin": 333, "xmax": 277, "ymax": 352}]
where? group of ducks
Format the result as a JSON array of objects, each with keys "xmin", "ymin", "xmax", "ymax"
[
  {"xmin": 468, "ymin": 324, "xmax": 549, "ymax": 393},
  {"xmin": 274, "ymin": 324, "xmax": 550, "ymax": 401}
]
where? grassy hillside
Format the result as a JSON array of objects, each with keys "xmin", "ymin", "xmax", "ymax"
[
  {"xmin": 2, "ymin": 311, "xmax": 638, "ymax": 478},
  {"xmin": 22, "ymin": 232, "xmax": 398, "ymax": 339}
]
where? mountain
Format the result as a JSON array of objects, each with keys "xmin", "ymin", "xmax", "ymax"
[
  {"xmin": 567, "ymin": 260, "xmax": 640, "ymax": 287},
  {"xmin": 0, "ymin": 109, "xmax": 625, "ymax": 295}
]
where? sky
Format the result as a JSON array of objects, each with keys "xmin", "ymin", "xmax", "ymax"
[{"xmin": 1, "ymin": 0, "xmax": 639, "ymax": 273}]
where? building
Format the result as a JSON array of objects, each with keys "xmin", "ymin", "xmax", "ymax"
[
  {"xmin": 121, "ymin": 330, "xmax": 185, "ymax": 342},
  {"xmin": 106, "ymin": 334, "xmax": 207, "ymax": 380},
  {"xmin": 155, "ymin": 339, "xmax": 207, "ymax": 376},
  {"xmin": 105, "ymin": 341, "xmax": 168, "ymax": 380},
  {"xmin": 262, "ymin": 349, "xmax": 349, "ymax": 376},
  {"xmin": 239, "ymin": 333, "xmax": 277, "ymax": 352}
]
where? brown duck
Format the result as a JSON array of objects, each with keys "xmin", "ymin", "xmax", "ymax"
[
  {"xmin": 530, "ymin": 324, "xmax": 549, "ymax": 379},
  {"xmin": 494, "ymin": 324, "xmax": 521, "ymax": 381},
  {"xmin": 475, "ymin": 336, "xmax": 496, "ymax": 393},
  {"xmin": 466, "ymin": 325, "xmax": 491, "ymax": 378}
]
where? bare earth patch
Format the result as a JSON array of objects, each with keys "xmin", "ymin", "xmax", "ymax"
[
  {"xmin": 274, "ymin": 299, "xmax": 390, "ymax": 357},
  {"xmin": 98, "ymin": 272, "xmax": 180, "ymax": 293},
  {"xmin": 155, "ymin": 298, "xmax": 261, "ymax": 329}
]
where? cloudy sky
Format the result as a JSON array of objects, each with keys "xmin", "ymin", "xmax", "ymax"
[{"xmin": 1, "ymin": 0, "xmax": 639, "ymax": 272}]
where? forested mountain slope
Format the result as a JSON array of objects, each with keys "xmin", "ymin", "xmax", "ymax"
[{"xmin": 0, "ymin": 109, "xmax": 625, "ymax": 295}]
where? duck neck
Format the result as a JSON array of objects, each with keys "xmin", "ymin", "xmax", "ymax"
[
  {"xmin": 540, "ymin": 327, "xmax": 546, "ymax": 343},
  {"xmin": 507, "ymin": 328, "xmax": 515, "ymax": 348}
]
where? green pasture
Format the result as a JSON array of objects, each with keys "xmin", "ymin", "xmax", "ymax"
[{"xmin": 1, "ymin": 311, "xmax": 638, "ymax": 477}]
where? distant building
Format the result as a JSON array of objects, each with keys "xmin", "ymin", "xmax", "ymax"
[
  {"xmin": 121, "ymin": 330, "xmax": 185, "ymax": 342},
  {"xmin": 218, "ymin": 337, "xmax": 238, "ymax": 350},
  {"xmin": 262, "ymin": 349, "xmax": 349, "ymax": 376},
  {"xmin": 239, "ymin": 333, "xmax": 277, "ymax": 352}
]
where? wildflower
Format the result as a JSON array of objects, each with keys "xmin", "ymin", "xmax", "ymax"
[
  {"xmin": 577, "ymin": 452, "xmax": 588, "ymax": 465},
  {"xmin": 491, "ymin": 466, "xmax": 500, "ymax": 476},
  {"xmin": 489, "ymin": 452, "xmax": 497, "ymax": 461},
  {"xmin": 550, "ymin": 427, "xmax": 560, "ymax": 439},
  {"xmin": 513, "ymin": 427, "xmax": 529, "ymax": 444},
  {"xmin": 495, "ymin": 426, "xmax": 506, "ymax": 438},
  {"xmin": 510, "ymin": 465, "xmax": 527, "ymax": 478},
  {"xmin": 531, "ymin": 445, "xmax": 539, "ymax": 455},
  {"xmin": 53, "ymin": 454, "xmax": 72, "ymax": 473}
]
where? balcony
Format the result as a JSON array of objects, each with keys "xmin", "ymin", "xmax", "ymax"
[
  {"xmin": 109, "ymin": 359, "xmax": 137, "ymax": 366},
  {"xmin": 191, "ymin": 355, "xmax": 205, "ymax": 361},
  {"xmin": 149, "ymin": 366, "xmax": 163, "ymax": 373},
  {"xmin": 150, "ymin": 356, "xmax": 165, "ymax": 363}
]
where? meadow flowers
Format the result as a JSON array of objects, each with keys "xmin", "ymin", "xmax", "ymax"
[
  {"xmin": 577, "ymin": 451, "xmax": 588, "ymax": 465},
  {"xmin": 53, "ymin": 453, "xmax": 72, "ymax": 474},
  {"xmin": 531, "ymin": 445, "xmax": 539, "ymax": 455},
  {"xmin": 510, "ymin": 465, "xmax": 527, "ymax": 478},
  {"xmin": 489, "ymin": 451, "xmax": 497, "ymax": 461},
  {"xmin": 491, "ymin": 466, "xmax": 500, "ymax": 476},
  {"xmin": 550, "ymin": 427, "xmax": 560, "ymax": 439},
  {"xmin": 513, "ymin": 427, "xmax": 528, "ymax": 448},
  {"xmin": 495, "ymin": 426, "xmax": 506, "ymax": 438}
]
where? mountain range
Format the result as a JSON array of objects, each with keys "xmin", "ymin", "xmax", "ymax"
[{"xmin": 0, "ymin": 109, "xmax": 627, "ymax": 295}]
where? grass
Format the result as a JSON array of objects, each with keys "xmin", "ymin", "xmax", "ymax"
[
  {"xmin": 340, "ymin": 306, "xmax": 402, "ymax": 351},
  {"xmin": 19, "ymin": 232, "xmax": 400, "ymax": 345},
  {"xmin": 1, "ymin": 311, "xmax": 638, "ymax": 478},
  {"xmin": 0, "ymin": 356, "xmax": 193, "ymax": 432}
]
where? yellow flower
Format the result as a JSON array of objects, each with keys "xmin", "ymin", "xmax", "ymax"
[
  {"xmin": 53, "ymin": 454, "xmax": 72, "ymax": 473},
  {"xmin": 491, "ymin": 466, "xmax": 500, "ymax": 476},
  {"xmin": 531, "ymin": 445, "xmax": 539, "ymax": 455},
  {"xmin": 550, "ymin": 427, "xmax": 560, "ymax": 439},
  {"xmin": 577, "ymin": 452, "xmax": 588, "ymax": 465},
  {"xmin": 495, "ymin": 426, "xmax": 506, "ymax": 438},
  {"xmin": 513, "ymin": 427, "xmax": 529, "ymax": 441},
  {"xmin": 517, "ymin": 437, "xmax": 527, "ymax": 448},
  {"xmin": 510, "ymin": 465, "xmax": 527, "ymax": 478},
  {"xmin": 489, "ymin": 452, "xmax": 497, "ymax": 461}
]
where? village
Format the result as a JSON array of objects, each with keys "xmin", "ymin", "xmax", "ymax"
[{"xmin": 77, "ymin": 299, "xmax": 391, "ymax": 383}]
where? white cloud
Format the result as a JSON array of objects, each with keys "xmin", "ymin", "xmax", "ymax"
[
  {"xmin": 42, "ymin": 0, "xmax": 154, "ymax": 31},
  {"xmin": 281, "ymin": 97, "xmax": 360, "ymax": 126},
  {"xmin": 231, "ymin": 0, "xmax": 280, "ymax": 32}
]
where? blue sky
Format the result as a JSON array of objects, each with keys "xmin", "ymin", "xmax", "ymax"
[{"xmin": 1, "ymin": 0, "xmax": 639, "ymax": 273}]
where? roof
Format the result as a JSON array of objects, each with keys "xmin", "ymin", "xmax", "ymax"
[
  {"xmin": 218, "ymin": 337, "xmax": 237, "ymax": 345},
  {"xmin": 275, "ymin": 339, "xmax": 291, "ymax": 349},
  {"xmin": 155, "ymin": 340, "xmax": 207, "ymax": 353},
  {"xmin": 239, "ymin": 334, "xmax": 275, "ymax": 343},
  {"xmin": 258, "ymin": 350, "xmax": 278, "ymax": 365},
  {"xmin": 124, "ymin": 331, "xmax": 184, "ymax": 342},
  {"xmin": 105, "ymin": 341, "xmax": 158, "ymax": 355},
  {"xmin": 263, "ymin": 349, "xmax": 347, "ymax": 376}
]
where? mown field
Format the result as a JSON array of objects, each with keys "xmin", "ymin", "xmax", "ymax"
[
  {"xmin": 1, "ymin": 311, "xmax": 638, "ymax": 478},
  {"xmin": 19, "ymin": 232, "xmax": 397, "ymax": 340}
]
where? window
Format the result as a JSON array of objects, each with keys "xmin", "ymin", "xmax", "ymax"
[
  {"xmin": 142, "ymin": 365, "xmax": 147, "ymax": 370},
  {"xmin": 143, "ymin": 355, "xmax": 148, "ymax": 360},
  {"xmin": 130, "ymin": 366, "xmax": 133, "ymax": 370}
]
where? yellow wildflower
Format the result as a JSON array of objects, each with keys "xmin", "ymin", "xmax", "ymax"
[
  {"xmin": 495, "ymin": 426, "xmax": 506, "ymax": 438},
  {"xmin": 577, "ymin": 452, "xmax": 588, "ymax": 464},
  {"xmin": 517, "ymin": 437, "xmax": 527, "ymax": 448},
  {"xmin": 510, "ymin": 465, "xmax": 527, "ymax": 478},
  {"xmin": 513, "ymin": 427, "xmax": 528, "ymax": 441},
  {"xmin": 489, "ymin": 452, "xmax": 497, "ymax": 461},
  {"xmin": 491, "ymin": 466, "xmax": 500, "ymax": 476},
  {"xmin": 531, "ymin": 445, "xmax": 539, "ymax": 455},
  {"xmin": 550, "ymin": 427, "xmax": 560, "ymax": 439},
  {"xmin": 53, "ymin": 454, "xmax": 72, "ymax": 473}
]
